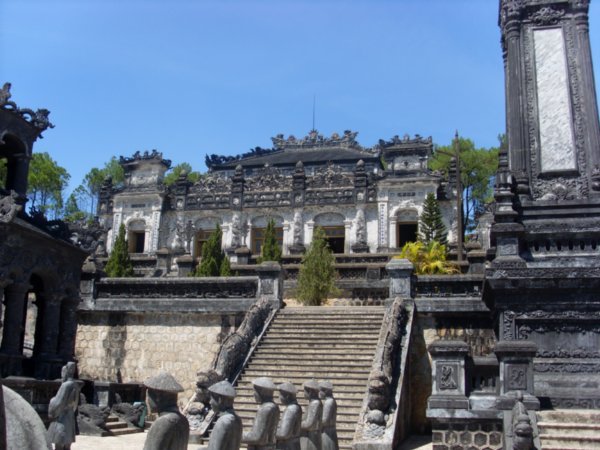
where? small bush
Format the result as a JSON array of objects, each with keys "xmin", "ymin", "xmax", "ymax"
[
  {"xmin": 105, "ymin": 223, "xmax": 134, "ymax": 277},
  {"xmin": 397, "ymin": 240, "xmax": 459, "ymax": 275}
]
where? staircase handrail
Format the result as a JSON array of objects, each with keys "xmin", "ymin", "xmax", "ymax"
[
  {"xmin": 352, "ymin": 297, "xmax": 415, "ymax": 450},
  {"xmin": 502, "ymin": 395, "xmax": 541, "ymax": 450},
  {"xmin": 192, "ymin": 300, "xmax": 279, "ymax": 437}
]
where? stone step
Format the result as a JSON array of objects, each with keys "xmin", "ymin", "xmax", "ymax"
[
  {"xmin": 266, "ymin": 328, "xmax": 379, "ymax": 335},
  {"xmin": 258, "ymin": 341, "xmax": 378, "ymax": 349},
  {"xmin": 235, "ymin": 384, "xmax": 367, "ymax": 395},
  {"xmin": 246, "ymin": 363, "xmax": 371, "ymax": 373},
  {"xmin": 241, "ymin": 370, "xmax": 370, "ymax": 381},
  {"xmin": 250, "ymin": 352, "xmax": 373, "ymax": 367},
  {"xmin": 271, "ymin": 320, "xmax": 384, "ymax": 326},
  {"xmin": 538, "ymin": 422, "xmax": 600, "ymax": 436},
  {"xmin": 250, "ymin": 354, "xmax": 375, "ymax": 363},
  {"xmin": 278, "ymin": 306, "xmax": 385, "ymax": 313},
  {"xmin": 538, "ymin": 434, "xmax": 600, "ymax": 449},
  {"xmin": 105, "ymin": 421, "xmax": 129, "ymax": 430},
  {"xmin": 537, "ymin": 409, "xmax": 600, "ymax": 423},
  {"xmin": 108, "ymin": 426, "xmax": 145, "ymax": 436},
  {"xmin": 262, "ymin": 334, "xmax": 379, "ymax": 341}
]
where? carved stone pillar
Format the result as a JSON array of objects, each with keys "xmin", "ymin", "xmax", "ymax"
[
  {"xmin": 495, "ymin": 340, "xmax": 539, "ymax": 411},
  {"xmin": 427, "ymin": 340, "xmax": 470, "ymax": 410},
  {"xmin": 385, "ymin": 258, "xmax": 414, "ymax": 300},
  {"xmin": 0, "ymin": 282, "xmax": 29, "ymax": 376},
  {"xmin": 255, "ymin": 262, "xmax": 283, "ymax": 309},
  {"xmin": 0, "ymin": 282, "xmax": 29, "ymax": 355},
  {"xmin": 34, "ymin": 292, "xmax": 64, "ymax": 379},
  {"xmin": 57, "ymin": 298, "xmax": 80, "ymax": 361}
]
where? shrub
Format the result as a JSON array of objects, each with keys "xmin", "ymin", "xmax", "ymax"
[
  {"xmin": 258, "ymin": 218, "xmax": 281, "ymax": 263},
  {"xmin": 296, "ymin": 227, "xmax": 339, "ymax": 305},
  {"xmin": 105, "ymin": 223, "xmax": 134, "ymax": 277},
  {"xmin": 397, "ymin": 240, "xmax": 459, "ymax": 275},
  {"xmin": 194, "ymin": 224, "xmax": 231, "ymax": 277}
]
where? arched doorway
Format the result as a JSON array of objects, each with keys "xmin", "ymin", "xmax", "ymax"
[
  {"xmin": 396, "ymin": 209, "xmax": 418, "ymax": 248},
  {"xmin": 314, "ymin": 212, "xmax": 346, "ymax": 253},
  {"xmin": 127, "ymin": 219, "xmax": 146, "ymax": 253}
]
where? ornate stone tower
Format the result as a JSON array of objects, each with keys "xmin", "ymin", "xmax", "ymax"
[{"xmin": 485, "ymin": 0, "xmax": 600, "ymax": 408}]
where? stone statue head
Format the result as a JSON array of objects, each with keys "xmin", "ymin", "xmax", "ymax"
[
  {"xmin": 252, "ymin": 377, "xmax": 276, "ymax": 403},
  {"xmin": 303, "ymin": 380, "xmax": 320, "ymax": 401},
  {"xmin": 144, "ymin": 372, "xmax": 184, "ymax": 413},
  {"xmin": 318, "ymin": 381, "xmax": 333, "ymax": 399},
  {"xmin": 61, "ymin": 362, "xmax": 77, "ymax": 381},
  {"xmin": 209, "ymin": 380, "xmax": 236, "ymax": 413},
  {"xmin": 278, "ymin": 382, "xmax": 297, "ymax": 406}
]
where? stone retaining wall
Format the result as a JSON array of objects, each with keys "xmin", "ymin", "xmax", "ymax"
[{"xmin": 75, "ymin": 311, "xmax": 242, "ymax": 402}]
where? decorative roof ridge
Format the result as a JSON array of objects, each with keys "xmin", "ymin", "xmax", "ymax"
[
  {"xmin": 0, "ymin": 82, "xmax": 54, "ymax": 136},
  {"xmin": 205, "ymin": 146, "xmax": 280, "ymax": 169},
  {"xmin": 271, "ymin": 129, "xmax": 364, "ymax": 151},
  {"xmin": 119, "ymin": 150, "xmax": 171, "ymax": 169},
  {"xmin": 376, "ymin": 134, "xmax": 433, "ymax": 149}
]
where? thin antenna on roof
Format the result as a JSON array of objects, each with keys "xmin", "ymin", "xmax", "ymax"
[{"xmin": 312, "ymin": 94, "xmax": 316, "ymax": 131}]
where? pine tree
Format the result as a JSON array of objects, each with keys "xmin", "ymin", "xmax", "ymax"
[
  {"xmin": 105, "ymin": 223, "xmax": 134, "ymax": 277},
  {"xmin": 258, "ymin": 218, "xmax": 281, "ymax": 263},
  {"xmin": 195, "ymin": 224, "xmax": 227, "ymax": 277},
  {"xmin": 296, "ymin": 227, "xmax": 338, "ymax": 306},
  {"xmin": 419, "ymin": 192, "xmax": 448, "ymax": 246},
  {"xmin": 219, "ymin": 256, "xmax": 231, "ymax": 276}
]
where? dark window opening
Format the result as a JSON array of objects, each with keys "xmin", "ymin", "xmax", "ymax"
[
  {"xmin": 321, "ymin": 226, "xmax": 345, "ymax": 254},
  {"xmin": 128, "ymin": 231, "xmax": 145, "ymax": 253},
  {"xmin": 397, "ymin": 223, "xmax": 418, "ymax": 248}
]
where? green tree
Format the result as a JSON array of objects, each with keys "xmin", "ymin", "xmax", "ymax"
[
  {"xmin": 163, "ymin": 163, "xmax": 201, "ymax": 186},
  {"xmin": 296, "ymin": 227, "xmax": 338, "ymax": 306},
  {"xmin": 27, "ymin": 152, "xmax": 70, "ymax": 218},
  {"xmin": 105, "ymin": 223, "xmax": 134, "ymax": 277},
  {"xmin": 419, "ymin": 192, "xmax": 448, "ymax": 246},
  {"xmin": 194, "ymin": 224, "xmax": 230, "ymax": 277},
  {"xmin": 398, "ymin": 241, "xmax": 459, "ymax": 275},
  {"xmin": 63, "ymin": 191, "xmax": 86, "ymax": 223},
  {"xmin": 258, "ymin": 219, "xmax": 281, "ymax": 263},
  {"xmin": 77, "ymin": 157, "xmax": 125, "ymax": 215},
  {"xmin": 429, "ymin": 136, "xmax": 499, "ymax": 234}
]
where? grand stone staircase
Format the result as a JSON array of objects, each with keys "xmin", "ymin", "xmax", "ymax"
[
  {"xmin": 537, "ymin": 409, "xmax": 600, "ymax": 449},
  {"xmin": 233, "ymin": 306, "xmax": 386, "ymax": 450}
]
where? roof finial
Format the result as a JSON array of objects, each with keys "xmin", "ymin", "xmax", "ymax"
[{"xmin": 312, "ymin": 94, "xmax": 316, "ymax": 132}]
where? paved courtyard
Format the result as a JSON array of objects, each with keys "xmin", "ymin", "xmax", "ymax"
[
  {"xmin": 71, "ymin": 432, "xmax": 204, "ymax": 450},
  {"xmin": 71, "ymin": 432, "xmax": 432, "ymax": 450}
]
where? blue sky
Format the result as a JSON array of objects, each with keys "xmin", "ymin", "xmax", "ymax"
[{"xmin": 2, "ymin": 1, "xmax": 600, "ymax": 193}]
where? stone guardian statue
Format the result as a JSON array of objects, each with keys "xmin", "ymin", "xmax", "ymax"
[
  {"xmin": 143, "ymin": 372, "xmax": 189, "ymax": 450},
  {"xmin": 319, "ymin": 381, "xmax": 338, "ymax": 450},
  {"xmin": 47, "ymin": 362, "xmax": 83, "ymax": 450},
  {"xmin": 300, "ymin": 380, "xmax": 322, "ymax": 450},
  {"xmin": 242, "ymin": 377, "xmax": 280, "ymax": 450},
  {"xmin": 276, "ymin": 382, "xmax": 302, "ymax": 450},
  {"xmin": 207, "ymin": 380, "xmax": 243, "ymax": 450}
]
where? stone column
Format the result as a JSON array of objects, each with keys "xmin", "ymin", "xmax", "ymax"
[
  {"xmin": 501, "ymin": 10, "xmax": 529, "ymax": 194},
  {"xmin": 255, "ymin": 262, "xmax": 283, "ymax": 309},
  {"xmin": 0, "ymin": 282, "xmax": 29, "ymax": 355},
  {"xmin": 385, "ymin": 258, "xmax": 414, "ymax": 300},
  {"xmin": 0, "ymin": 281, "xmax": 29, "ymax": 376},
  {"xmin": 57, "ymin": 298, "xmax": 80, "ymax": 361},
  {"xmin": 494, "ymin": 340, "xmax": 539, "ymax": 410},
  {"xmin": 34, "ymin": 292, "xmax": 63, "ymax": 379},
  {"xmin": 427, "ymin": 340, "xmax": 470, "ymax": 410},
  {"xmin": 573, "ymin": 2, "xmax": 600, "ymax": 176}
]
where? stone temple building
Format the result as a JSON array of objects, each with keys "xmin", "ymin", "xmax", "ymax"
[
  {"xmin": 98, "ymin": 130, "xmax": 457, "ymax": 261},
  {"xmin": 0, "ymin": 84, "xmax": 88, "ymax": 380}
]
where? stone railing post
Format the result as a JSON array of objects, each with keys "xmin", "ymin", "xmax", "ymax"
[
  {"xmin": 175, "ymin": 254, "xmax": 194, "ymax": 276},
  {"xmin": 385, "ymin": 258, "xmax": 414, "ymax": 300},
  {"xmin": 255, "ymin": 262, "xmax": 283, "ymax": 309},
  {"xmin": 495, "ymin": 340, "xmax": 539, "ymax": 410},
  {"xmin": 427, "ymin": 340, "xmax": 470, "ymax": 410}
]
